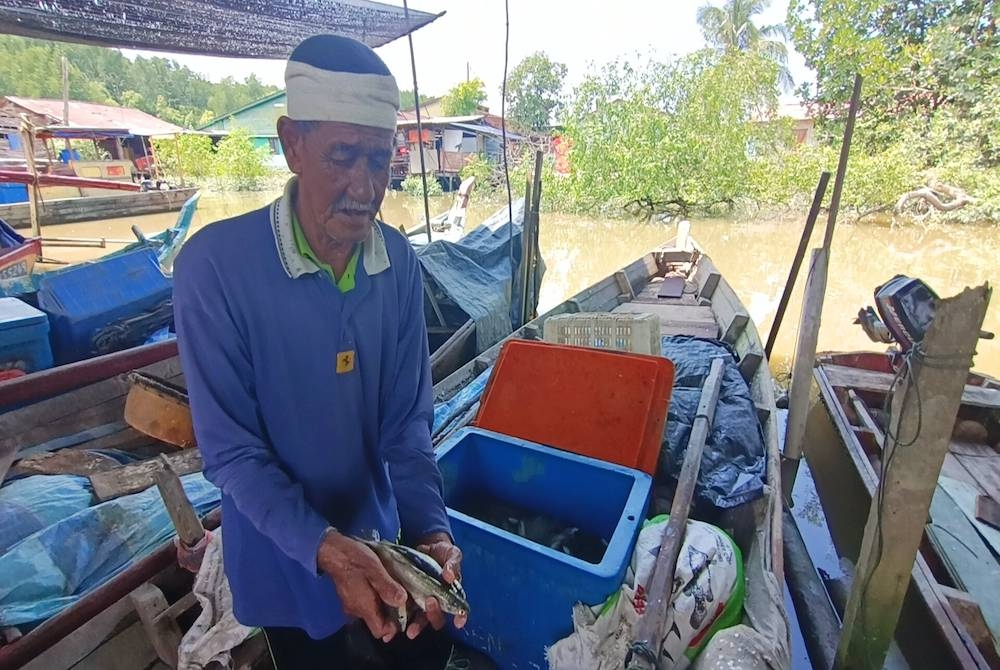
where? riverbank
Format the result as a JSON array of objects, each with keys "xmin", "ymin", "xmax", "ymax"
[{"xmin": 37, "ymin": 190, "xmax": 1000, "ymax": 377}]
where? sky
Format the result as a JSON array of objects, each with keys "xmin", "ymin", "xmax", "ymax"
[{"xmin": 125, "ymin": 0, "xmax": 813, "ymax": 111}]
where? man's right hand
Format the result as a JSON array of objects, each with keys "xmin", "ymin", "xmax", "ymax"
[{"xmin": 316, "ymin": 530, "xmax": 408, "ymax": 642}]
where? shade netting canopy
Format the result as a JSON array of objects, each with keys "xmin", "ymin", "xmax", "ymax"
[{"xmin": 0, "ymin": 1, "xmax": 442, "ymax": 58}]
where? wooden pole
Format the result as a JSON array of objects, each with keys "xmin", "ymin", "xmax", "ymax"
[
  {"xmin": 628, "ymin": 358, "xmax": 725, "ymax": 669},
  {"xmin": 764, "ymin": 171, "xmax": 831, "ymax": 359},
  {"xmin": 401, "ymin": 0, "xmax": 433, "ymax": 244},
  {"xmin": 18, "ymin": 118, "xmax": 42, "ymax": 239},
  {"xmin": 835, "ymin": 284, "xmax": 991, "ymax": 670},
  {"xmin": 781, "ymin": 247, "xmax": 829, "ymax": 500},
  {"xmin": 782, "ymin": 74, "xmax": 862, "ymax": 498},
  {"xmin": 61, "ymin": 56, "xmax": 71, "ymax": 153},
  {"xmin": 823, "ymin": 74, "xmax": 862, "ymax": 251}
]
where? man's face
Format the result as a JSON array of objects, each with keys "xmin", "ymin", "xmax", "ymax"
[{"xmin": 278, "ymin": 118, "xmax": 394, "ymax": 245}]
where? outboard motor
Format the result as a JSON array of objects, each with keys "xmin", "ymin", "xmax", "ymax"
[{"xmin": 856, "ymin": 275, "xmax": 993, "ymax": 350}]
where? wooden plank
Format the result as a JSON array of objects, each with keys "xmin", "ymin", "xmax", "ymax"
[
  {"xmin": 612, "ymin": 302, "xmax": 718, "ymax": 338},
  {"xmin": 711, "ymin": 276, "xmax": 750, "ymax": 344},
  {"xmin": 837, "ymin": 285, "xmax": 990, "ymax": 670},
  {"xmin": 939, "ymin": 586, "xmax": 1000, "ymax": 669},
  {"xmin": 90, "ymin": 449, "xmax": 203, "ymax": 502},
  {"xmin": 927, "ymin": 484, "xmax": 1000, "ymax": 646},
  {"xmin": 21, "ymin": 597, "xmax": 135, "ymax": 670},
  {"xmin": 0, "ymin": 356, "xmax": 184, "ymax": 452},
  {"xmin": 130, "ymin": 583, "xmax": 182, "ymax": 667},
  {"xmin": 10, "ymin": 449, "xmax": 123, "ymax": 478},
  {"xmin": 691, "ymin": 255, "xmax": 721, "ymax": 300},
  {"xmin": 976, "ymin": 495, "xmax": 1000, "ymax": 531},
  {"xmin": 68, "ymin": 620, "xmax": 157, "ymax": 670},
  {"xmin": 938, "ymin": 476, "xmax": 1000, "ymax": 558},
  {"xmin": 614, "ymin": 270, "xmax": 636, "ymax": 300},
  {"xmin": 954, "ymin": 448, "xmax": 1000, "ymax": 505},
  {"xmin": 657, "ymin": 275, "xmax": 685, "ymax": 299},
  {"xmin": 734, "ymin": 323, "xmax": 765, "ymax": 384},
  {"xmin": 822, "ymin": 364, "xmax": 1000, "ymax": 410}
]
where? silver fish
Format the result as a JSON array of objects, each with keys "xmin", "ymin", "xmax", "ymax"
[{"xmin": 361, "ymin": 539, "xmax": 470, "ymax": 631}]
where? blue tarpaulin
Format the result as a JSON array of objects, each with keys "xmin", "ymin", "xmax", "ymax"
[
  {"xmin": 0, "ymin": 473, "xmax": 219, "ymax": 626},
  {"xmin": 415, "ymin": 198, "xmax": 544, "ymax": 353},
  {"xmin": 659, "ymin": 336, "xmax": 767, "ymax": 509}
]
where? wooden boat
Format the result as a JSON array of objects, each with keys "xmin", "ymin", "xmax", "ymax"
[
  {"xmin": 0, "ymin": 187, "xmax": 199, "ymax": 230},
  {"xmin": 806, "ymin": 349, "xmax": 1000, "ymax": 669},
  {"xmin": 0, "ymin": 222, "xmax": 41, "ymax": 282},
  {"xmin": 403, "ymin": 176, "xmax": 477, "ymax": 243},
  {"xmin": 0, "ymin": 235, "xmax": 789, "ymax": 669}
]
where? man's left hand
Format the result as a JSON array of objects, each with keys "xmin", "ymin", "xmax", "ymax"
[{"xmin": 403, "ymin": 532, "xmax": 467, "ymax": 639}]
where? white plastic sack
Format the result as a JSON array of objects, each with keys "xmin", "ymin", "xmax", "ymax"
[
  {"xmin": 547, "ymin": 516, "xmax": 744, "ymax": 670},
  {"xmin": 177, "ymin": 529, "xmax": 255, "ymax": 670}
]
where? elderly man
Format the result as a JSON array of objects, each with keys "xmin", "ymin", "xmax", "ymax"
[{"xmin": 173, "ymin": 34, "xmax": 464, "ymax": 668}]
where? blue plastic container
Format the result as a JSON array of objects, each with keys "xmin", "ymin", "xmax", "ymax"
[
  {"xmin": 37, "ymin": 247, "xmax": 173, "ymax": 364},
  {"xmin": 436, "ymin": 427, "xmax": 652, "ymax": 669},
  {"xmin": 0, "ymin": 297, "xmax": 53, "ymax": 373},
  {"xmin": 0, "ymin": 183, "xmax": 28, "ymax": 205}
]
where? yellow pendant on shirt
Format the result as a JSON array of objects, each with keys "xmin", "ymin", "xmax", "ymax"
[{"xmin": 336, "ymin": 350, "xmax": 355, "ymax": 374}]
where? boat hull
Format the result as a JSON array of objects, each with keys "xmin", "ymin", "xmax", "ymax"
[
  {"xmin": 807, "ymin": 351, "xmax": 998, "ymax": 669},
  {"xmin": 0, "ymin": 188, "xmax": 199, "ymax": 229}
]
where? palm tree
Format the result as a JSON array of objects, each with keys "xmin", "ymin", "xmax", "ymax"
[{"xmin": 697, "ymin": 0, "xmax": 794, "ymax": 92}]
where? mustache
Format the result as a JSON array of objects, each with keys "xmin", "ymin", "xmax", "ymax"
[{"xmin": 330, "ymin": 197, "xmax": 375, "ymax": 215}]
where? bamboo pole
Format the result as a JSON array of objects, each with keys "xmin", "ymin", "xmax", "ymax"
[
  {"xmin": 835, "ymin": 284, "xmax": 991, "ymax": 670},
  {"xmin": 764, "ymin": 171, "xmax": 830, "ymax": 359}
]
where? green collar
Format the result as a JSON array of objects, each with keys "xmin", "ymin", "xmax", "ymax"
[
  {"xmin": 291, "ymin": 210, "xmax": 359, "ymax": 292},
  {"xmin": 269, "ymin": 176, "xmax": 391, "ymax": 282}
]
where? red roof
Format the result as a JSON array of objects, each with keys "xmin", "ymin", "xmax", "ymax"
[{"xmin": 5, "ymin": 96, "xmax": 188, "ymax": 136}]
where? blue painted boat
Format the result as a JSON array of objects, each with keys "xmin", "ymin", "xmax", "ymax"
[{"xmin": 0, "ymin": 191, "xmax": 200, "ymax": 299}]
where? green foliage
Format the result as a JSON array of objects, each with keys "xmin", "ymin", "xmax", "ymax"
[
  {"xmin": 553, "ymin": 50, "xmax": 784, "ymax": 216},
  {"xmin": 459, "ymin": 154, "xmax": 500, "ymax": 191},
  {"xmin": 73, "ymin": 142, "xmax": 111, "ymax": 161},
  {"xmin": 785, "ymin": 0, "xmax": 1000, "ymax": 221},
  {"xmin": 0, "ymin": 35, "xmax": 280, "ymax": 128},
  {"xmin": 399, "ymin": 90, "xmax": 434, "ymax": 111},
  {"xmin": 698, "ymin": 0, "xmax": 793, "ymax": 91},
  {"xmin": 402, "ymin": 174, "xmax": 444, "ymax": 198},
  {"xmin": 212, "ymin": 127, "xmax": 270, "ymax": 190},
  {"xmin": 151, "ymin": 134, "xmax": 215, "ymax": 179},
  {"xmin": 505, "ymin": 52, "xmax": 568, "ymax": 132},
  {"xmin": 441, "ymin": 79, "xmax": 487, "ymax": 116}
]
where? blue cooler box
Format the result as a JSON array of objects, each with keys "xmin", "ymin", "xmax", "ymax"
[
  {"xmin": 37, "ymin": 247, "xmax": 173, "ymax": 365},
  {"xmin": 436, "ymin": 427, "xmax": 652, "ymax": 669},
  {"xmin": 0, "ymin": 297, "xmax": 53, "ymax": 373}
]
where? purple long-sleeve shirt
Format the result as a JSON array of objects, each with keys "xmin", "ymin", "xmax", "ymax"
[{"xmin": 172, "ymin": 189, "xmax": 450, "ymax": 639}]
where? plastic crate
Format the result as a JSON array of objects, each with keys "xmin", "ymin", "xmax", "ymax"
[
  {"xmin": 543, "ymin": 311, "xmax": 661, "ymax": 355},
  {"xmin": 0, "ymin": 297, "xmax": 53, "ymax": 373},
  {"xmin": 437, "ymin": 427, "xmax": 651, "ymax": 669},
  {"xmin": 475, "ymin": 339, "xmax": 674, "ymax": 475}
]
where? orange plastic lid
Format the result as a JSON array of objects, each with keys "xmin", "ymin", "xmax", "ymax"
[{"xmin": 475, "ymin": 340, "xmax": 674, "ymax": 475}]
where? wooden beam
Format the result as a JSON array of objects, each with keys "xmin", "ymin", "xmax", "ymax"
[
  {"xmin": 836, "ymin": 284, "xmax": 991, "ymax": 670},
  {"xmin": 90, "ymin": 448, "xmax": 203, "ymax": 502},
  {"xmin": 782, "ymin": 248, "xmax": 829, "ymax": 498},
  {"xmin": 129, "ymin": 583, "xmax": 182, "ymax": 668},
  {"xmin": 822, "ymin": 364, "xmax": 1000, "ymax": 409},
  {"xmin": 939, "ymin": 586, "xmax": 1000, "ymax": 669},
  {"xmin": 976, "ymin": 495, "xmax": 1000, "ymax": 531},
  {"xmin": 691, "ymin": 256, "xmax": 720, "ymax": 300}
]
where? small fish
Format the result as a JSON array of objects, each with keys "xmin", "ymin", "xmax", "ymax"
[{"xmin": 361, "ymin": 539, "xmax": 470, "ymax": 631}]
